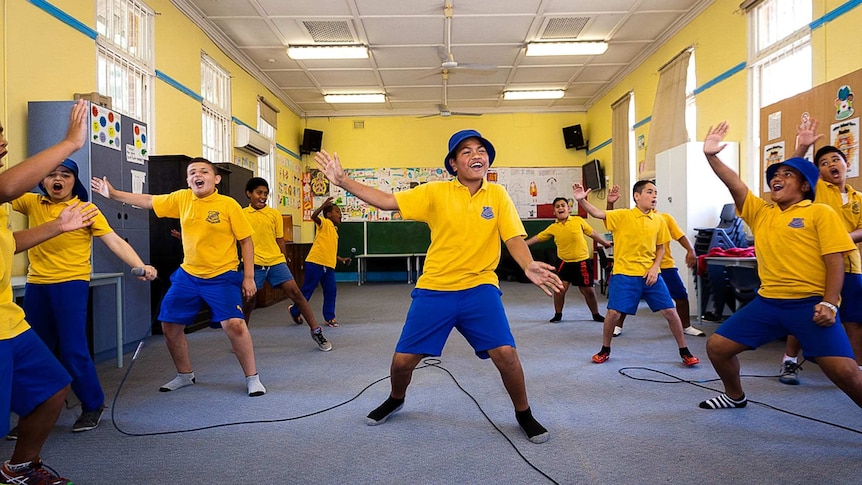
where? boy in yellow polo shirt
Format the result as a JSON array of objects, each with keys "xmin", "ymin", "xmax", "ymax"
[
  {"xmin": 574, "ymin": 180, "xmax": 700, "ymax": 366},
  {"xmin": 698, "ymin": 121, "xmax": 862, "ymax": 410},
  {"xmin": 11, "ymin": 158, "xmax": 156, "ymax": 436},
  {"xmin": 242, "ymin": 177, "xmax": 331, "ymax": 351},
  {"xmin": 314, "ymin": 129, "xmax": 563, "ymax": 444},
  {"xmin": 525, "ymin": 196, "xmax": 611, "ymax": 323},
  {"xmin": 91, "ymin": 158, "xmax": 266, "ymax": 397},
  {"xmin": 288, "ymin": 196, "xmax": 351, "ymax": 327}
]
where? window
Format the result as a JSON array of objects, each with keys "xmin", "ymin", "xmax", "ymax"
[
  {"xmin": 257, "ymin": 116, "xmax": 276, "ymax": 207},
  {"xmin": 201, "ymin": 53, "xmax": 232, "ymax": 164},
  {"xmin": 95, "ymin": 0, "xmax": 154, "ymax": 123},
  {"xmin": 747, "ymin": 0, "xmax": 812, "ymax": 190}
]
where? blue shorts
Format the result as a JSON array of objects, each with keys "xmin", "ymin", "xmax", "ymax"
[
  {"xmin": 396, "ymin": 284, "xmax": 516, "ymax": 360},
  {"xmin": 159, "ymin": 268, "xmax": 244, "ymax": 327},
  {"xmin": 840, "ymin": 273, "xmax": 862, "ymax": 323},
  {"xmin": 716, "ymin": 295, "xmax": 855, "ymax": 359},
  {"xmin": 607, "ymin": 274, "xmax": 675, "ymax": 315},
  {"xmin": 4, "ymin": 329, "xmax": 71, "ymax": 425},
  {"xmin": 253, "ymin": 262, "xmax": 294, "ymax": 289},
  {"xmin": 660, "ymin": 267, "xmax": 688, "ymax": 300}
]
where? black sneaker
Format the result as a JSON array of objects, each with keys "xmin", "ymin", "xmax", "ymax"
[
  {"xmin": 366, "ymin": 397, "xmax": 404, "ymax": 426},
  {"xmin": 702, "ymin": 312, "xmax": 723, "ymax": 322},
  {"xmin": 779, "ymin": 361, "xmax": 801, "ymax": 385},
  {"xmin": 4, "ymin": 426, "xmax": 17, "ymax": 441},
  {"xmin": 72, "ymin": 406, "xmax": 104, "ymax": 432}
]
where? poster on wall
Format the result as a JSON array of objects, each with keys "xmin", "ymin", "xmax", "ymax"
[
  {"xmin": 125, "ymin": 123, "xmax": 148, "ymax": 164},
  {"xmin": 90, "ymin": 104, "xmax": 121, "ymax": 150},
  {"xmin": 762, "ymin": 141, "xmax": 785, "ymax": 193},
  {"xmin": 275, "ymin": 153, "xmax": 303, "ymax": 209},
  {"xmin": 831, "ymin": 118, "xmax": 859, "ymax": 177},
  {"xmin": 490, "ymin": 167, "xmax": 582, "ymax": 218},
  {"xmin": 301, "ymin": 172, "xmax": 314, "ymax": 221}
]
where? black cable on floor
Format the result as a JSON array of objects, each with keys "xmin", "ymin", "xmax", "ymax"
[
  {"xmin": 617, "ymin": 365, "xmax": 862, "ymax": 435},
  {"xmin": 111, "ymin": 347, "xmax": 560, "ymax": 485}
]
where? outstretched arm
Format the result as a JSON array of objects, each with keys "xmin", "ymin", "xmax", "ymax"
[
  {"xmin": 573, "ymin": 183, "xmax": 606, "ymax": 220},
  {"xmin": 310, "ymin": 196, "xmax": 333, "ymax": 225},
  {"xmin": 98, "ymin": 232, "xmax": 157, "ymax": 280},
  {"xmin": 0, "ymin": 100, "xmax": 88, "ymax": 203},
  {"xmin": 676, "ymin": 235, "xmax": 697, "ymax": 269},
  {"xmin": 91, "ymin": 176, "xmax": 154, "ymax": 209},
  {"xmin": 315, "ymin": 150, "xmax": 398, "ymax": 210},
  {"xmin": 238, "ymin": 236, "xmax": 256, "ymax": 300},
  {"xmin": 703, "ymin": 122, "xmax": 748, "ymax": 211},
  {"xmin": 14, "ymin": 201, "xmax": 97, "ymax": 253},
  {"xmin": 589, "ymin": 231, "xmax": 612, "ymax": 248},
  {"xmin": 504, "ymin": 236, "xmax": 563, "ymax": 297}
]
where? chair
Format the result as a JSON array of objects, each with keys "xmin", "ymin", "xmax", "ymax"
[
  {"xmin": 725, "ymin": 266, "xmax": 760, "ymax": 308},
  {"xmin": 597, "ymin": 246, "xmax": 613, "ymax": 295},
  {"xmin": 694, "ymin": 203, "xmax": 749, "ymax": 256}
]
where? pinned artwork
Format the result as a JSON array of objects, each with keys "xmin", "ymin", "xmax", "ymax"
[
  {"xmin": 831, "ymin": 117, "xmax": 859, "ymax": 177},
  {"xmin": 835, "ymin": 85, "xmax": 855, "ymax": 121},
  {"xmin": 90, "ymin": 103, "xmax": 121, "ymax": 150}
]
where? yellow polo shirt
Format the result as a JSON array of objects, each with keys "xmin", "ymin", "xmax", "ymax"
[
  {"xmin": 815, "ymin": 179, "xmax": 862, "ymax": 274},
  {"xmin": 0, "ymin": 204, "xmax": 28, "ymax": 339},
  {"xmin": 658, "ymin": 212, "xmax": 685, "ymax": 270},
  {"xmin": 12, "ymin": 193, "xmax": 113, "ymax": 283},
  {"xmin": 152, "ymin": 189, "xmax": 254, "ymax": 278},
  {"xmin": 244, "ymin": 205, "xmax": 287, "ymax": 267},
  {"xmin": 605, "ymin": 207, "xmax": 670, "ymax": 277},
  {"xmin": 395, "ymin": 179, "xmax": 525, "ymax": 291},
  {"xmin": 306, "ymin": 217, "xmax": 338, "ymax": 268},
  {"xmin": 535, "ymin": 216, "xmax": 593, "ymax": 262},
  {"xmin": 740, "ymin": 190, "xmax": 855, "ymax": 299}
]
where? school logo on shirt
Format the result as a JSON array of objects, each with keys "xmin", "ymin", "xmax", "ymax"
[
  {"xmin": 852, "ymin": 201, "xmax": 860, "ymax": 215},
  {"xmin": 788, "ymin": 217, "xmax": 805, "ymax": 228},
  {"xmin": 481, "ymin": 206, "xmax": 494, "ymax": 220},
  {"xmin": 206, "ymin": 211, "xmax": 221, "ymax": 224}
]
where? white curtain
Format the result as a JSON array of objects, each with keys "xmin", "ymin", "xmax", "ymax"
[
  {"xmin": 611, "ymin": 93, "xmax": 632, "ymax": 209},
  {"xmin": 642, "ymin": 50, "xmax": 691, "ymax": 180}
]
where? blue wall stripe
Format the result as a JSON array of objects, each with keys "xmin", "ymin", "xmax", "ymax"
[
  {"xmin": 276, "ymin": 143, "xmax": 301, "ymax": 160},
  {"xmin": 586, "ymin": 138, "xmax": 612, "ymax": 155},
  {"xmin": 810, "ymin": 0, "xmax": 862, "ymax": 30},
  {"xmin": 231, "ymin": 117, "xmax": 255, "ymax": 130},
  {"xmin": 154, "ymin": 70, "xmax": 203, "ymax": 102},
  {"xmin": 28, "ymin": 0, "xmax": 98, "ymax": 40},
  {"xmin": 693, "ymin": 61, "xmax": 746, "ymax": 96},
  {"xmin": 633, "ymin": 116, "xmax": 652, "ymax": 129}
]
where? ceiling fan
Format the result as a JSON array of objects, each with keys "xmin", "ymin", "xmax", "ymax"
[
  {"xmin": 418, "ymin": 70, "xmax": 482, "ymax": 118},
  {"xmin": 430, "ymin": 3, "xmax": 497, "ymax": 75}
]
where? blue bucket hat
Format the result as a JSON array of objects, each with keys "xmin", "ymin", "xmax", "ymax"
[
  {"xmin": 443, "ymin": 129, "xmax": 496, "ymax": 176},
  {"xmin": 39, "ymin": 159, "xmax": 89, "ymax": 202},
  {"xmin": 765, "ymin": 157, "xmax": 819, "ymax": 201}
]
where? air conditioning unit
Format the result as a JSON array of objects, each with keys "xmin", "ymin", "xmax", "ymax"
[{"xmin": 234, "ymin": 125, "xmax": 270, "ymax": 156}]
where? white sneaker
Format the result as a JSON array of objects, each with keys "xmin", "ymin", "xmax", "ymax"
[
  {"xmin": 612, "ymin": 326, "xmax": 622, "ymax": 337},
  {"xmin": 246, "ymin": 374, "xmax": 266, "ymax": 397},
  {"xmin": 159, "ymin": 372, "xmax": 195, "ymax": 392},
  {"xmin": 683, "ymin": 326, "xmax": 706, "ymax": 337}
]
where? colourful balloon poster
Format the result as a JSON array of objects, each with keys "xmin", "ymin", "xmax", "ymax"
[{"xmin": 90, "ymin": 103, "xmax": 121, "ymax": 150}]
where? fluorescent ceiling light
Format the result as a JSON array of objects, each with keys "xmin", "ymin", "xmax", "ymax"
[
  {"xmin": 503, "ymin": 90, "xmax": 565, "ymax": 100},
  {"xmin": 525, "ymin": 41, "xmax": 608, "ymax": 56},
  {"xmin": 287, "ymin": 45, "xmax": 369, "ymax": 60},
  {"xmin": 324, "ymin": 93, "xmax": 386, "ymax": 104}
]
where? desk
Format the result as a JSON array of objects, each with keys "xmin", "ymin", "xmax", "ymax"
[
  {"xmin": 356, "ymin": 253, "xmax": 414, "ymax": 286},
  {"xmin": 12, "ymin": 273, "xmax": 125, "ymax": 368},
  {"xmin": 696, "ymin": 257, "xmax": 757, "ymax": 323}
]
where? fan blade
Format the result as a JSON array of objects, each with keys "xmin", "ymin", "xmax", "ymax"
[
  {"xmin": 452, "ymin": 62, "xmax": 497, "ymax": 72},
  {"xmin": 449, "ymin": 111, "xmax": 482, "ymax": 117},
  {"xmin": 417, "ymin": 113, "xmax": 440, "ymax": 119}
]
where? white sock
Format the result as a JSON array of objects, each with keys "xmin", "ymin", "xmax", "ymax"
[
  {"xmin": 783, "ymin": 355, "xmax": 798, "ymax": 364},
  {"xmin": 246, "ymin": 374, "xmax": 266, "ymax": 397},
  {"xmin": 159, "ymin": 372, "xmax": 195, "ymax": 392}
]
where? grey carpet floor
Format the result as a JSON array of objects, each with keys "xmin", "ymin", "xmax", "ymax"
[{"xmin": 4, "ymin": 281, "xmax": 861, "ymax": 484}]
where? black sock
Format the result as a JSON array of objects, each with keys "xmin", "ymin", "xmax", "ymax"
[
  {"xmin": 367, "ymin": 396, "xmax": 404, "ymax": 422},
  {"xmin": 679, "ymin": 347, "xmax": 692, "ymax": 357},
  {"xmin": 549, "ymin": 313, "xmax": 562, "ymax": 323},
  {"xmin": 515, "ymin": 407, "xmax": 548, "ymax": 443},
  {"xmin": 592, "ymin": 313, "xmax": 604, "ymax": 322},
  {"xmin": 599, "ymin": 346, "xmax": 611, "ymax": 355}
]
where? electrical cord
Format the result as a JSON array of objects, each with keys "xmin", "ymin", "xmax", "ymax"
[
  {"xmin": 110, "ymin": 350, "xmax": 560, "ymax": 485},
  {"xmin": 617, "ymin": 363, "xmax": 862, "ymax": 435}
]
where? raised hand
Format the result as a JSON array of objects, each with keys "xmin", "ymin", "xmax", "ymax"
[
  {"xmin": 796, "ymin": 117, "xmax": 823, "ymax": 149},
  {"xmin": 572, "ymin": 183, "xmax": 590, "ymax": 201},
  {"xmin": 607, "ymin": 184, "xmax": 621, "ymax": 204},
  {"xmin": 56, "ymin": 201, "xmax": 98, "ymax": 232},
  {"xmin": 314, "ymin": 150, "xmax": 346, "ymax": 186},
  {"xmin": 90, "ymin": 176, "xmax": 113, "ymax": 199},
  {"xmin": 704, "ymin": 122, "xmax": 729, "ymax": 156},
  {"xmin": 65, "ymin": 99, "xmax": 88, "ymax": 151}
]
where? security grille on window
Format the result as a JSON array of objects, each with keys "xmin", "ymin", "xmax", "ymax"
[{"xmin": 201, "ymin": 54, "xmax": 232, "ymax": 164}]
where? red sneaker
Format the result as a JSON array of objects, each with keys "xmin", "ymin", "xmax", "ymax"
[
  {"xmin": 682, "ymin": 354, "xmax": 700, "ymax": 366},
  {"xmin": 1, "ymin": 460, "xmax": 72, "ymax": 485},
  {"xmin": 592, "ymin": 352, "xmax": 610, "ymax": 364}
]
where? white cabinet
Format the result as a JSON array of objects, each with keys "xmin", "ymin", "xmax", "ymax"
[{"xmin": 655, "ymin": 141, "xmax": 739, "ymax": 315}]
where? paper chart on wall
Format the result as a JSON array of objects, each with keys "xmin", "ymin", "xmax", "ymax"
[
  {"xmin": 831, "ymin": 118, "xmax": 859, "ymax": 177},
  {"xmin": 490, "ymin": 167, "xmax": 582, "ymax": 218},
  {"xmin": 90, "ymin": 104, "xmax": 121, "ymax": 150}
]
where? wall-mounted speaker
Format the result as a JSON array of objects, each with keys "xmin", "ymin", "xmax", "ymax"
[
  {"xmin": 562, "ymin": 124, "xmax": 587, "ymax": 150},
  {"xmin": 300, "ymin": 129, "xmax": 323, "ymax": 155}
]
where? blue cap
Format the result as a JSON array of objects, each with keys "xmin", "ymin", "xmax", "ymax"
[
  {"xmin": 443, "ymin": 129, "xmax": 496, "ymax": 175},
  {"xmin": 765, "ymin": 157, "xmax": 819, "ymax": 200},
  {"xmin": 39, "ymin": 159, "xmax": 89, "ymax": 202}
]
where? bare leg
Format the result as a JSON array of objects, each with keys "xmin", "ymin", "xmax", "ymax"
[
  {"xmin": 388, "ymin": 352, "xmax": 424, "ymax": 399},
  {"xmin": 221, "ymin": 318, "xmax": 257, "ymax": 376},
  {"xmin": 241, "ymin": 295, "xmax": 257, "ymax": 325},
  {"xmin": 842, "ymin": 322, "xmax": 862, "ymax": 366},
  {"xmin": 785, "ymin": 335, "xmax": 802, "ymax": 359},
  {"xmin": 602, "ymin": 310, "xmax": 623, "ymax": 346},
  {"xmin": 280, "ymin": 280, "xmax": 321, "ymax": 332},
  {"xmin": 660, "ymin": 307, "xmax": 687, "ymax": 347},
  {"xmin": 675, "ymin": 297, "xmax": 692, "ymax": 328},
  {"xmin": 578, "ymin": 286, "xmax": 601, "ymax": 315},
  {"xmin": 705, "ymin": 334, "xmax": 749, "ymax": 399},
  {"xmin": 487, "ymin": 346, "xmax": 529, "ymax": 411},
  {"xmin": 162, "ymin": 322, "xmax": 192, "ymax": 373},
  {"xmin": 813, "ymin": 356, "xmax": 862, "ymax": 407},
  {"xmin": 553, "ymin": 282, "xmax": 569, "ymax": 314},
  {"xmin": 10, "ymin": 385, "xmax": 68, "ymax": 464}
]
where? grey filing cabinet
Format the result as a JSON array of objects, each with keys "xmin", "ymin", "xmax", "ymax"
[{"xmin": 27, "ymin": 100, "xmax": 151, "ymax": 363}]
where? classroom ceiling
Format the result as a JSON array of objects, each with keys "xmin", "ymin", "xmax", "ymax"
[{"xmin": 174, "ymin": 0, "xmax": 714, "ymax": 118}]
